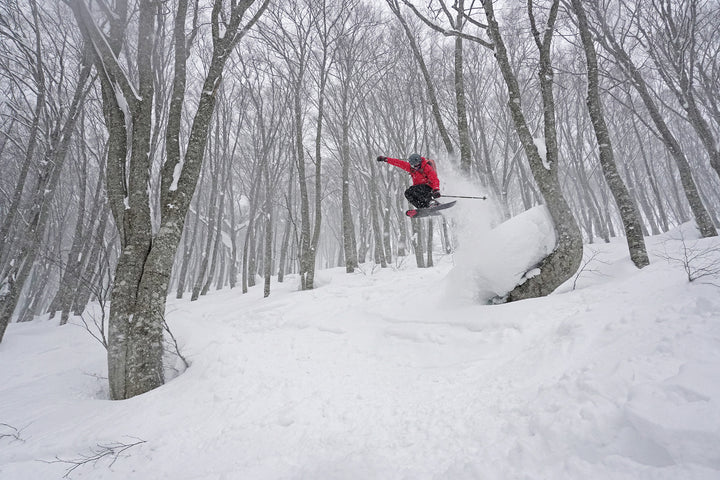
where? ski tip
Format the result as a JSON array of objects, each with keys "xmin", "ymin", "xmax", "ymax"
[{"xmin": 406, "ymin": 210, "xmax": 417, "ymax": 218}]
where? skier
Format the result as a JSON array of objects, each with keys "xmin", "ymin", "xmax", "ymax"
[{"xmin": 376, "ymin": 153, "xmax": 441, "ymax": 210}]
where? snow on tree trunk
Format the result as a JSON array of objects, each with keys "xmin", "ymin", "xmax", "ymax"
[{"xmin": 482, "ymin": 0, "xmax": 583, "ymax": 302}]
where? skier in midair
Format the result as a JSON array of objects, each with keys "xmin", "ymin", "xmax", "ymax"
[{"xmin": 376, "ymin": 153, "xmax": 441, "ymax": 210}]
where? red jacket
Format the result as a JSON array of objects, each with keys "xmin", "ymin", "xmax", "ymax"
[{"xmin": 386, "ymin": 157, "xmax": 440, "ymax": 190}]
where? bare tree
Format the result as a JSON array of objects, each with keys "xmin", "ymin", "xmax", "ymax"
[
  {"xmin": 0, "ymin": 6, "xmax": 45, "ymax": 275},
  {"xmin": 481, "ymin": 0, "xmax": 584, "ymax": 300},
  {"xmin": 588, "ymin": 0, "xmax": 717, "ymax": 238},
  {"xmin": 569, "ymin": 0, "xmax": 649, "ymax": 268},
  {"xmin": 386, "ymin": 0, "xmax": 456, "ymax": 157},
  {"xmin": 0, "ymin": 0, "xmax": 92, "ymax": 341},
  {"xmin": 639, "ymin": 0, "xmax": 720, "ymax": 182},
  {"xmin": 191, "ymin": 137, "xmax": 223, "ymax": 302},
  {"xmin": 260, "ymin": 1, "xmax": 323, "ymax": 290},
  {"xmin": 400, "ymin": 0, "xmax": 492, "ymax": 172},
  {"xmin": 323, "ymin": 1, "xmax": 385, "ymax": 273},
  {"xmin": 67, "ymin": 0, "xmax": 269, "ymax": 399}
]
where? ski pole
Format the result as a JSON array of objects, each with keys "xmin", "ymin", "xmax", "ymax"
[{"xmin": 441, "ymin": 194, "xmax": 488, "ymax": 200}]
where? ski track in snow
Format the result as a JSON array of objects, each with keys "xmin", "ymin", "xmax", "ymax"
[{"xmin": 1, "ymin": 232, "xmax": 720, "ymax": 479}]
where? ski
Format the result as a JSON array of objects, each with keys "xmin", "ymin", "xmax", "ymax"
[{"xmin": 406, "ymin": 201, "xmax": 457, "ymax": 218}]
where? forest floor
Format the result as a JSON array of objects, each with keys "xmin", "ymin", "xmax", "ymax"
[{"xmin": 1, "ymin": 223, "xmax": 720, "ymax": 479}]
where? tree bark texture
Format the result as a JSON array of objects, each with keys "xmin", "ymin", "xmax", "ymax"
[
  {"xmin": 70, "ymin": 0, "xmax": 269, "ymax": 399},
  {"xmin": 571, "ymin": 0, "xmax": 649, "ymax": 268},
  {"xmin": 483, "ymin": 0, "xmax": 583, "ymax": 301}
]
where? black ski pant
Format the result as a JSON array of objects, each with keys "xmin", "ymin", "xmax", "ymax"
[{"xmin": 405, "ymin": 184, "xmax": 433, "ymax": 209}]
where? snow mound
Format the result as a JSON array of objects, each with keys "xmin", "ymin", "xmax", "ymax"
[{"xmin": 447, "ymin": 205, "xmax": 556, "ymax": 303}]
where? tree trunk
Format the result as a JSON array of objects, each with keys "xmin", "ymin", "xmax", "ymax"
[
  {"xmin": 227, "ymin": 173, "xmax": 239, "ymax": 289},
  {"xmin": 396, "ymin": 194, "xmax": 408, "ymax": 257},
  {"xmin": 341, "ymin": 116, "xmax": 358, "ymax": 272},
  {"xmin": 370, "ymin": 162, "xmax": 387, "ymax": 268},
  {"xmin": 0, "ymin": 58, "xmax": 91, "ymax": 341},
  {"xmin": 453, "ymin": 7, "xmax": 472, "ymax": 173},
  {"xmin": 382, "ymin": 195, "xmax": 393, "ymax": 263},
  {"xmin": 386, "ymin": 0, "xmax": 454, "ymax": 156},
  {"xmin": 277, "ymin": 166, "xmax": 294, "ymax": 284},
  {"xmin": 591, "ymin": 2, "xmax": 717, "ymax": 238},
  {"xmin": 201, "ymin": 156, "xmax": 228, "ymax": 297},
  {"xmin": 411, "ymin": 218, "xmax": 425, "ymax": 268},
  {"xmin": 175, "ymin": 204, "xmax": 201, "ymax": 299},
  {"xmin": 426, "ymin": 218, "xmax": 434, "ymax": 267},
  {"xmin": 51, "ymin": 145, "xmax": 89, "ymax": 324},
  {"xmin": 70, "ymin": 0, "xmax": 269, "ymax": 399},
  {"xmin": 572, "ymin": 0, "xmax": 648, "ymax": 268},
  {"xmin": 192, "ymin": 148, "xmax": 221, "ymax": 301},
  {"xmin": 483, "ymin": 0, "xmax": 583, "ymax": 301},
  {"xmin": 441, "ymin": 217, "xmax": 453, "ymax": 254},
  {"xmin": 296, "ymin": 86, "xmax": 315, "ymax": 289},
  {"xmin": 263, "ymin": 162, "xmax": 273, "ymax": 298}
]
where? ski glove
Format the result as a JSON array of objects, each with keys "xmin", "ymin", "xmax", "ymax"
[
  {"xmin": 431, "ymin": 189, "xmax": 441, "ymax": 198},
  {"xmin": 376, "ymin": 156, "xmax": 387, "ymax": 162}
]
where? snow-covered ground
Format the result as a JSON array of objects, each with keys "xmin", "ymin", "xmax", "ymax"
[{"xmin": 2, "ymin": 216, "xmax": 720, "ymax": 479}]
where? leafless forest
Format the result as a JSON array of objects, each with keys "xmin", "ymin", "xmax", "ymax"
[{"xmin": 1, "ymin": 0, "xmax": 718, "ymax": 398}]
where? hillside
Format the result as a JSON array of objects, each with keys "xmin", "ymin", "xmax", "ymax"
[{"xmin": 1, "ymin": 224, "xmax": 720, "ymax": 479}]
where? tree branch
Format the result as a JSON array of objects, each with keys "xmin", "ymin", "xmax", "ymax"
[
  {"xmin": 66, "ymin": 0, "xmax": 140, "ymax": 111},
  {"xmin": 400, "ymin": 0, "xmax": 493, "ymax": 48}
]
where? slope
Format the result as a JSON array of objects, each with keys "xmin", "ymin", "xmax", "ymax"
[{"xmin": 1, "ymin": 225, "xmax": 719, "ymax": 479}]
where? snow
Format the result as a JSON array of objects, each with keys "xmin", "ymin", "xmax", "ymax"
[
  {"xmin": 1, "ymin": 217, "xmax": 720, "ymax": 479},
  {"xmin": 534, "ymin": 137, "xmax": 551, "ymax": 170},
  {"xmin": 448, "ymin": 205, "xmax": 556, "ymax": 303},
  {"xmin": 169, "ymin": 161, "xmax": 183, "ymax": 192},
  {"xmin": 238, "ymin": 194, "xmax": 251, "ymax": 213}
]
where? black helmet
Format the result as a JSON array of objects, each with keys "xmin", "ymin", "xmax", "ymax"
[{"xmin": 408, "ymin": 153, "xmax": 422, "ymax": 168}]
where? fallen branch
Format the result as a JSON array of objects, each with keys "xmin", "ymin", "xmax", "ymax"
[
  {"xmin": 43, "ymin": 437, "xmax": 146, "ymax": 479},
  {"xmin": 0, "ymin": 422, "xmax": 26, "ymax": 443}
]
